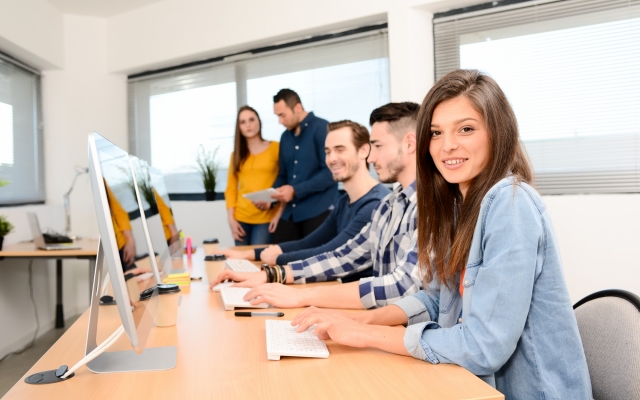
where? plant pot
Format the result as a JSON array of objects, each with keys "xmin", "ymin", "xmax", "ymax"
[
  {"xmin": 205, "ymin": 192, "xmax": 216, "ymax": 201},
  {"xmin": 0, "ymin": 236, "xmax": 4, "ymax": 251}
]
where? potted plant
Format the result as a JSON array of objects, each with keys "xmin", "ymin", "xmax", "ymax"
[
  {"xmin": 0, "ymin": 215, "xmax": 14, "ymax": 251},
  {"xmin": 195, "ymin": 145, "xmax": 219, "ymax": 201}
]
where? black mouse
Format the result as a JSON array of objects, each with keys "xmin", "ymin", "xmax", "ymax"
[{"xmin": 99, "ymin": 295, "xmax": 116, "ymax": 305}]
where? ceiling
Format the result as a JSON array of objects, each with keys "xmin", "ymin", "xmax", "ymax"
[{"xmin": 47, "ymin": 0, "xmax": 165, "ymax": 17}]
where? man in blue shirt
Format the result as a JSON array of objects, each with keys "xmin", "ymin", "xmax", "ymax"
[
  {"xmin": 215, "ymin": 120, "xmax": 390, "ymax": 273},
  {"xmin": 268, "ymin": 89, "xmax": 339, "ymax": 242}
]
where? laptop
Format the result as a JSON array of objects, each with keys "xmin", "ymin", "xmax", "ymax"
[{"xmin": 27, "ymin": 212, "xmax": 81, "ymax": 250}]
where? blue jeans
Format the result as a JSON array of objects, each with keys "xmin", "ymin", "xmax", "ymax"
[{"xmin": 234, "ymin": 222, "xmax": 272, "ymax": 246}]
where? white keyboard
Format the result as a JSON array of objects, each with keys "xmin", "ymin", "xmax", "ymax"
[
  {"xmin": 225, "ymin": 259, "xmax": 260, "ymax": 272},
  {"xmin": 266, "ymin": 320, "xmax": 329, "ymax": 361},
  {"xmin": 220, "ymin": 286, "xmax": 268, "ymax": 311}
]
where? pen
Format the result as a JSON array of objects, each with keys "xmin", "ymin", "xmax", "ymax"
[{"xmin": 235, "ymin": 312, "xmax": 284, "ymax": 317}]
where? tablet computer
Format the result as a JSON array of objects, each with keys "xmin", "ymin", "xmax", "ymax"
[{"xmin": 243, "ymin": 188, "xmax": 278, "ymax": 203}]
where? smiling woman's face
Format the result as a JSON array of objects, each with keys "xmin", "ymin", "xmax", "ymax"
[{"xmin": 429, "ymin": 96, "xmax": 490, "ymax": 199}]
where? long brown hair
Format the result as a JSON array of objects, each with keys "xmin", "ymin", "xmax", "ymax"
[
  {"xmin": 416, "ymin": 69, "xmax": 534, "ymax": 288},
  {"xmin": 232, "ymin": 106, "xmax": 263, "ymax": 174}
]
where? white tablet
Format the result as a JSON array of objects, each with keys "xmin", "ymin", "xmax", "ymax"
[{"xmin": 243, "ymin": 188, "xmax": 278, "ymax": 203}]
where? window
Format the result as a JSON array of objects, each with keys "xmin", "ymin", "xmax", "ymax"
[
  {"xmin": 434, "ymin": 0, "xmax": 640, "ymax": 194},
  {"xmin": 0, "ymin": 54, "xmax": 44, "ymax": 205},
  {"xmin": 128, "ymin": 26, "xmax": 389, "ymax": 196}
]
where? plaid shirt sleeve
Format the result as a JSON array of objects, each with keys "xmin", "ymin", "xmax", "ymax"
[
  {"xmin": 358, "ymin": 208, "xmax": 421, "ymax": 309},
  {"xmin": 288, "ymin": 221, "xmax": 374, "ymax": 284}
]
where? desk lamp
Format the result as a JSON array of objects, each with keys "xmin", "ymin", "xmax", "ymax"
[{"xmin": 64, "ymin": 166, "xmax": 89, "ymax": 239}]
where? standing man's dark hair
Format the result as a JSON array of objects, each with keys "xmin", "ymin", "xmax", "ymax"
[
  {"xmin": 268, "ymin": 89, "xmax": 338, "ymax": 243},
  {"xmin": 273, "ymin": 89, "xmax": 302, "ymax": 110}
]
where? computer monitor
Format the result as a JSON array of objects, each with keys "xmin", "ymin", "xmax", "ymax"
[{"xmin": 86, "ymin": 132, "xmax": 176, "ymax": 373}]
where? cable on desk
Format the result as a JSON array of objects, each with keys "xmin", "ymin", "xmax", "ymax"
[
  {"xmin": 0, "ymin": 260, "xmax": 40, "ymax": 363},
  {"xmin": 61, "ymin": 325, "xmax": 124, "ymax": 378}
]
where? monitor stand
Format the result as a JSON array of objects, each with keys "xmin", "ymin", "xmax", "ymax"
[{"xmin": 85, "ymin": 239, "xmax": 177, "ymax": 373}]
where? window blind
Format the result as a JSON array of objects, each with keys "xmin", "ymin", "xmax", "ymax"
[
  {"xmin": 434, "ymin": 0, "xmax": 640, "ymax": 194},
  {"xmin": 128, "ymin": 27, "xmax": 389, "ymax": 195},
  {"xmin": 0, "ymin": 53, "xmax": 44, "ymax": 205}
]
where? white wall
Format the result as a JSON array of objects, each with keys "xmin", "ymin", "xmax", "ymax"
[
  {"xmin": 0, "ymin": 13, "xmax": 126, "ymax": 358},
  {"xmin": 1, "ymin": 0, "xmax": 639, "ymax": 359},
  {"xmin": 0, "ymin": 0, "xmax": 64, "ymax": 69},
  {"xmin": 43, "ymin": 14, "xmax": 128, "ymax": 240},
  {"xmin": 544, "ymin": 194, "xmax": 640, "ymax": 302},
  {"xmin": 171, "ymin": 200, "xmax": 234, "ymax": 248}
]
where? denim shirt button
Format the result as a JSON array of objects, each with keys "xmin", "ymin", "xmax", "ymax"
[
  {"xmin": 292, "ymin": 204, "xmax": 296, "ymax": 208},
  {"xmin": 464, "ymin": 280, "xmax": 468, "ymax": 285},
  {"xmin": 295, "ymin": 146, "xmax": 299, "ymax": 150},
  {"xmin": 458, "ymin": 318, "xmax": 463, "ymax": 323}
]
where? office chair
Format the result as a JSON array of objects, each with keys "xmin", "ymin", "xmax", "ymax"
[{"xmin": 573, "ymin": 289, "xmax": 640, "ymax": 400}]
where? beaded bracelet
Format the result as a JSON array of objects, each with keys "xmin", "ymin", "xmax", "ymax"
[
  {"xmin": 274, "ymin": 265, "xmax": 281, "ymax": 284},
  {"xmin": 279, "ymin": 265, "xmax": 286, "ymax": 284}
]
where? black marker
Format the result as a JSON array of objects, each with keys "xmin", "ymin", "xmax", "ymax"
[{"xmin": 235, "ymin": 311, "xmax": 284, "ymax": 317}]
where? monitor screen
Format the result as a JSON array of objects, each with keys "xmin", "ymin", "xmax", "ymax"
[
  {"xmin": 129, "ymin": 156, "xmax": 177, "ymax": 277},
  {"xmin": 148, "ymin": 164, "xmax": 182, "ymax": 258},
  {"xmin": 88, "ymin": 132, "xmax": 159, "ymax": 353}
]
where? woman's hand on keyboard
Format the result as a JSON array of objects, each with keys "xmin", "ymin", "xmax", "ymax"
[
  {"xmin": 209, "ymin": 270, "xmax": 266, "ymax": 289},
  {"xmin": 291, "ymin": 307, "xmax": 368, "ymax": 348},
  {"xmin": 244, "ymin": 283, "xmax": 304, "ymax": 308},
  {"xmin": 291, "ymin": 307, "xmax": 359, "ymax": 327}
]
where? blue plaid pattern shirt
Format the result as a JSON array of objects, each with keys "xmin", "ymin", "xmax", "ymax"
[{"xmin": 288, "ymin": 181, "xmax": 421, "ymax": 309}]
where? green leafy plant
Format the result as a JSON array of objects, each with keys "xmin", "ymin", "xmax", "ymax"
[
  {"xmin": 195, "ymin": 145, "xmax": 219, "ymax": 194},
  {"xmin": 0, "ymin": 215, "xmax": 14, "ymax": 237}
]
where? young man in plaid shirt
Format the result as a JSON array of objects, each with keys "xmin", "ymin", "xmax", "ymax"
[{"xmin": 212, "ymin": 102, "xmax": 420, "ymax": 309}]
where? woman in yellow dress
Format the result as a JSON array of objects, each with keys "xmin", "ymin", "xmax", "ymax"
[{"xmin": 225, "ymin": 106, "xmax": 283, "ymax": 245}]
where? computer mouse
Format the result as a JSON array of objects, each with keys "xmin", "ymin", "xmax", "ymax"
[{"xmin": 99, "ymin": 295, "xmax": 116, "ymax": 305}]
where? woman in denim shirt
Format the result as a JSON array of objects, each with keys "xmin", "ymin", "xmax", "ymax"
[{"xmin": 293, "ymin": 70, "xmax": 592, "ymax": 399}]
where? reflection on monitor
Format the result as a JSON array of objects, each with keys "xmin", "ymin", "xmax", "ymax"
[
  {"xmin": 130, "ymin": 156, "xmax": 176, "ymax": 277},
  {"xmin": 148, "ymin": 165, "xmax": 182, "ymax": 258}
]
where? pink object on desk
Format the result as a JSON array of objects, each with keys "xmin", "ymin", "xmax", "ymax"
[{"xmin": 186, "ymin": 236, "xmax": 192, "ymax": 260}]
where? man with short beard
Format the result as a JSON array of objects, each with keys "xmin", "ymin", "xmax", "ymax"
[
  {"xmin": 214, "ymin": 120, "xmax": 390, "ymax": 269},
  {"xmin": 215, "ymin": 103, "xmax": 421, "ymax": 310}
]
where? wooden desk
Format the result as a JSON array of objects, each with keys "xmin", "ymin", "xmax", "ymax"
[
  {"xmin": 0, "ymin": 238, "xmax": 99, "ymax": 328},
  {"xmin": 3, "ymin": 251, "xmax": 503, "ymax": 399}
]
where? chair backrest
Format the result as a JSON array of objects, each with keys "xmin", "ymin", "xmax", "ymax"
[{"xmin": 574, "ymin": 289, "xmax": 640, "ymax": 400}]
